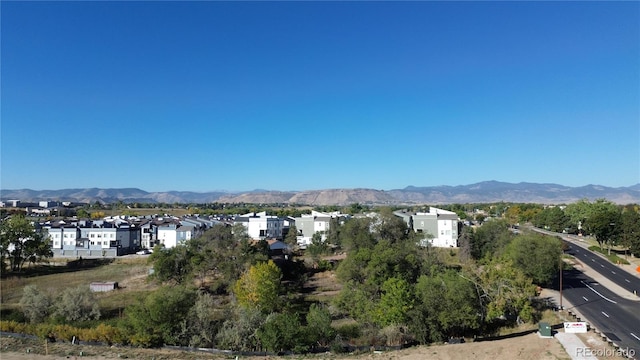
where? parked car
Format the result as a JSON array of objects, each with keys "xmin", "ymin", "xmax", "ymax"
[{"xmin": 136, "ymin": 249, "xmax": 151, "ymax": 255}]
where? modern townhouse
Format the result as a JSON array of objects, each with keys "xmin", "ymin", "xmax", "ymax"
[
  {"xmin": 395, "ymin": 207, "xmax": 460, "ymax": 247},
  {"xmin": 44, "ymin": 219, "xmax": 141, "ymax": 257},
  {"xmin": 234, "ymin": 211, "xmax": 284, "ymax": 241},
  {"xmin": 294, "ymin": 210, "xmax": 348, "ymax": 248}
]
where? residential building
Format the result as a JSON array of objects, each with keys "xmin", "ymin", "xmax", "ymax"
[
  {"xmin": 294, "ymin": 210, "xmax": 347, "ymax": 248},
  {"xmin": 234, "ymin": 211, "xmax": 284, "ymax": 241},
  {"xmin": 395, "ymin": 207, "xmax": 460, "ymax": 247}
]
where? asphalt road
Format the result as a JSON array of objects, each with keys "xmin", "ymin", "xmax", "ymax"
[
  {"xmin": 566, "ymin": 243, "xmax": 640, "ymax": 296},
  {"xmin": 561, "ymin": 267, "xmax": 640, "ymax": 358},
  {"xmin": 528, "ymin": 227, "xmax": 640, "ymax": 357},
  {"xmin": 531, "ymin": 227, "xmax": 640, "ymax": 295}
]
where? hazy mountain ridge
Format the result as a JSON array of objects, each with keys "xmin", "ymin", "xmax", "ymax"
[{"xmin": 1, "ymin": 181, "xmax": 639, "ymax": 205}]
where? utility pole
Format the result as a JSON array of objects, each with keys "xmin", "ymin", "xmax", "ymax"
[{"xmin": 559, "ymin": 255, "xmax": 563, "ymax": 310}]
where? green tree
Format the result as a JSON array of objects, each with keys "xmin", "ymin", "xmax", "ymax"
[
  {"xmin": 233, "ymin": 260, "xmax": 282, "ymax": 313},
  {"xmin": 471, "ymin": 219, "xmax": 513, "ymax": 260},
  {"xmin": 20, "ymin": 285, "xmax": 52, "ymax": 323},
  {"xmin": 565, "ymin": 199, "xmax": 618, "ymax": 235},
  {"xmin": 584, "ymin": 207, "xmax": 622, "ymax": 253},
  {"xmin": 504, "ymin": 233, "xmax": 562, "ymax": 286},
  {"xmin": 0, "ymin": 215, "xmax": 53, "ymax": 272},
  {"xmin": 373, "ymin": 277, "xmax": 414, "ymax": 327},
  {"xmin": 258, "ymin": 312, "xmax": 307, "ymax": 353},
  {"xmin": 372, "ymin": 208, "xmax": 409, "ymax": 244},
  {"xmin": 620, "ymin": 208, "xmax": 640, "ymax": 257},
  {"xmin": 149, "ymin": 245, "xmax": 192, "ymax": 284},
  {"xmin": 408, "ymin": 270, "xmax": 481, "ymax": 343},
  {"xmin": 469, "ymin": 259, "xmax": 536, "ymax": 323},
  {"xmin": 184, "ymin": 291, "xmax": 225, "ymax": 347},
  {"xmin": 338, "ymin": 217, "xmax": 375, "ymax": 252},
  {"xmin": 305, "ymin": 303, "xmax": 335, "ymax": 347},
  {"xmin": 307, "ymin": 232, "xmax": 328, "ymax": 260},
  {"xmin": 284, "ymin": 225, "xmax": 298, "ymax": 248},
  {"xmin": 53, "ymin": 285, "xmax": 101, "ymax": 322},
  {"xmin": 216, "ymin": 307, "xmax": 265, "ymax": 351},
  {"xmin": 124, "ymin": 285, "xmax": 196, "ymax": 347}
]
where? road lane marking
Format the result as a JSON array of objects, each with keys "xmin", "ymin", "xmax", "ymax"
[
  {"xmin": 600, "ymin": 264, "xmax": 605, "ymax": 268},
  {"xmin": 631, "ymin": 333, "xmax": 640, "ymax": 341},
  {"xmin": 611, "ymin": 271, "xmax": 616, "ymax": 274},
  {"xmin": 591, "ymin": 259, "xmax": 595, "ymax": 262},
  {"xmin": 601, "ymin": 312, "xmax": 610, "ymax": 318},
  {"xmin": 581, "ymin": 280, "xmax": 618, "ymax": 304},
  {"xmin": 582, "ymin": 296, "xmax": 589, "ymax": 301},
  {"xmin": 625, "ymin": 279, "xmax": 630, "ymax": 283}
]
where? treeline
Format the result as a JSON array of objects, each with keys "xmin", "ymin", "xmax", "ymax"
[{"xmin": 528, "ymin": 199, "xmax": 640, "ymax": 256}]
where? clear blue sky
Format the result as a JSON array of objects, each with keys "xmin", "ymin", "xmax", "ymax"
[{"xmin": 2, "ymin": 1, "xmax": 639, "ymax": 192}]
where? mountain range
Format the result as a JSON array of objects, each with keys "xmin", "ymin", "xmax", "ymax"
[{"xmin": 2, "ymin": 181, "xmax": 639, "ymax": 206}]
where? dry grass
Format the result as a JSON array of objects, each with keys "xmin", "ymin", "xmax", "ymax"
[{"xmin": 1, "ymin": 257, "xmax": 155, "ymax": 314}]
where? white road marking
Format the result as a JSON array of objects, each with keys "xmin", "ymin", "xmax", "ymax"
[
  {"xmin": 600, "ymin": 264, "xmax": 605, "ymax": 268},
  {"xmin": 625, "ymin": 279, "xmax": 630, "ymax": 283},
  {"xmin": 581, "ymin": 280, "xmax": 618, "ymax": 304},
  {"xmin": 582, "ymin": 296, "xmax": 589, "ymax": 302},
  {"xmin": 591, "ymin": 258, "xmax": 595, "ymax": 262},
  {"xmin": 611, "ymin": 271, "xmax": 616, "ymax": 274},
  {"xmin": 601, "ymin": 312, "xmax": 610, "ymax": 318},
  {"xmin": 631, "ymin": 333, "xmax": 640, "ymax": 341}
]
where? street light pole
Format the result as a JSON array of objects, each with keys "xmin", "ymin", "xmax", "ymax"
[{"xmin": 559, "ymin": 256, "xmax": 563, "ymax": 311}]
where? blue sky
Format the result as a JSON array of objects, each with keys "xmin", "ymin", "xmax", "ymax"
[{"xmin": 2, "ymin": 1, "xmax": 639, "ymax": 192}]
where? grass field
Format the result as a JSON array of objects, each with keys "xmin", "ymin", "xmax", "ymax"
[{"xmin": 1, "ymin": 256, "xmax": 156, "ymax": 318}]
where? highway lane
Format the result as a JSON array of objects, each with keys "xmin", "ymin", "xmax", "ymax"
[
  {"xmin": 531, "ymin": 227, "xmax": 640, "ymax": 295},
  {"xmin": 562, "ymin": 267, "xmax": 640, "ymax": 359},
  {"xmin": 566, "ymin": 243, "xmax": 640, "ymax": 295}
]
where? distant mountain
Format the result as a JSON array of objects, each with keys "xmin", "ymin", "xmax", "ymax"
[{"xmin": 2, "ymin": 181, "xmax": 639, "ymax": 206}]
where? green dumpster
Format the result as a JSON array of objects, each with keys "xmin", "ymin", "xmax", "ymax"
[{"xmin": 539, "ymin": 322, "xmax": 552, "ymax": 337}]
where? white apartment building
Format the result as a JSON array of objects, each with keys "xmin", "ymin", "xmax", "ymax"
[
  {"xmin": 395, "ymin": 207, "xmax": 460, "ymax": 248},
  {"xmin": 234, "ymin": 211, "xmax": 284, "ymax": 240},
  {"xmin": 294, "ymin": 210, "xmax": 346, "ymax": 248}
]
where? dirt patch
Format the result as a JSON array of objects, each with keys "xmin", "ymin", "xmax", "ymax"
[
  {"xmin": 1, "ymin": 332, "xmax": 572, "ymax": 360},
  {"xmin": 304, "ymin": 269, "xmax": 343, "ymax": 300}
]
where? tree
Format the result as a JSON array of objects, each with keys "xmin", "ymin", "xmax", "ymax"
[
  {"xmin": 408, "ymin": 270, "xmax": 481, "ymax": 343},
  {"xmin": 305, "ymin": 303, "xmax": 335, "ymax": 347},
  {"xmin": 284, "ymin": 225, "xmax": 298, "ymax": 248},
  {"xmin": 469, "ymin": 259, "xmax": 536, "ymax": 323},
  {"xmin": 149, "ymin": 245, "xmax": 192, "ymax": 284},
  {"xmin": 307, "ymin": 232, "xmax": 328, "ymax": 260},
  {"xmin": 471, "ymin": 219, "xmax": 513, "ymax": 260},
  {"xmin": 584, "ymin": 207, "xmax": 622, "ymax": 253},
  {"xmin": 233, "ymin": 260, "xmax": 282, "ymax": 313},
  {"xmin": 373, "ymin": 277, "xmax": 414, "ymax": 327},
  {"xmin": 20, "ymin": 285, "xmax": 52, "ymax": 323},
  {"xmin": 53, "ymin": 285, "xmax": 101, "ymax": 322},
  {"xmin": 504, "ymin": 233, "xmax": 562, "ymax": 286},
  {"xmin": 216, "ymin": 307, "xmax": 265, "ymax": 351},
  {"xmin": 0, "ymin": 215, "xmax": 53, "ymax": 272},
  {"xmin": 184, "ymin": 291, "xmax": 225, "ymax": 347},
  {"xmin": 124, "ymin": 285, "xmax": 196, "ymax": 347},
  {"xmin": 258, "ymin": 312, "xmax": 307, "ymax": 353},
  {"xmin": 565, "ymin": 199, "xmax": 618, "ymax": 236},
  {"xmin": 620, "ymin": 208, "xmax": 640, "ymax": 257},
  {"xmin": 457, "ymin": 226, "xmax": 474, "ymax": 263},
  {"xmin": 338, "ymin": 217, "xmax": 375, "ymax": 252}
]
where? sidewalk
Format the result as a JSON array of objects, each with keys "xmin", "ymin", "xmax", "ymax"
[
  {"xmin": 555, "ymin": 332, "xmax": 598, "ymax": 360},
  {"xmin": 540, "ymin": 288, "xmax": 598, "ymax": 360}
]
